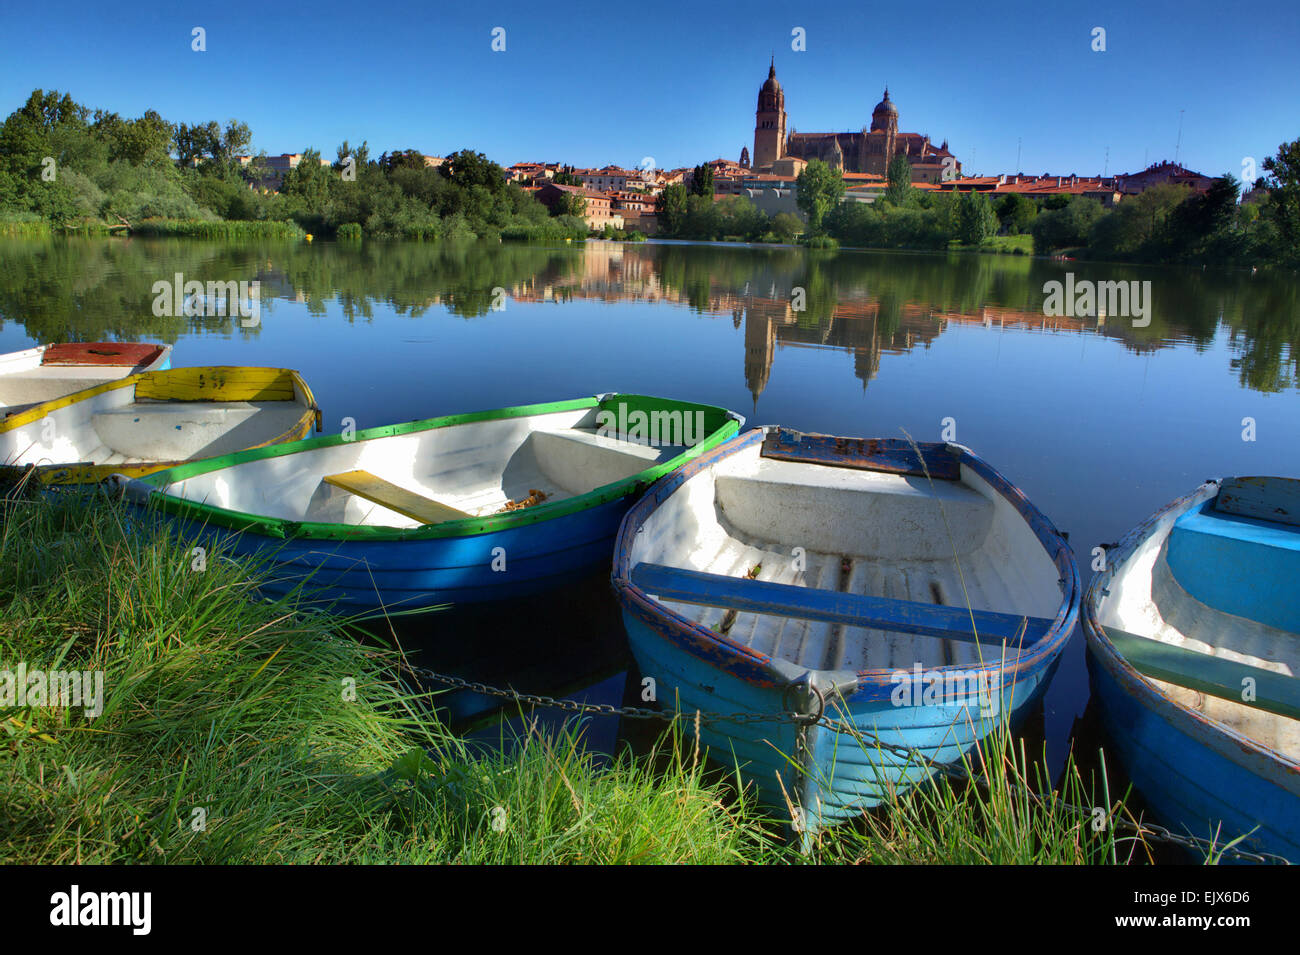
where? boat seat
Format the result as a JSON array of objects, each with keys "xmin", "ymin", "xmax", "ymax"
[
  {"xmin": 1104, "ymin": 626, "xmax": 1300, "ymax": 721},
  {"xmin": 1167, "ymin": 504, "xmax": 1300, "ymax": 634},
  {"xmin": 526, "ymin": 428, "xmax": 668, "ymax": 493},
  {"xmin": 323, "ymin": 470, "xmax": 471, "ymax": 524},
  {"xmin": 630, "ymin": 562, "xmax": 1052, "ymax": 650},
  {"xmin": 715, "ymin": 457, "xmax": 994, "ymax": 559}
]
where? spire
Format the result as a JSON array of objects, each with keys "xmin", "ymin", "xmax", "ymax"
[{"xmin": 769, "ymin": 55, "xmax": 776, "ymax": 79}]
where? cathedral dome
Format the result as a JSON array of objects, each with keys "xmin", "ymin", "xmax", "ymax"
[{"xmin": 873, "ymin": 87, "xmax": 896, "ymax": 116}]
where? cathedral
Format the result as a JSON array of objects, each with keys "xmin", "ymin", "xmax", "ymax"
[{"xmin": 751, "ymin": 60, "xmax": 960, "ymax": 181}]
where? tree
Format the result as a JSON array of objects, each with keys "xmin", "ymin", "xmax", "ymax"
[
  {"xmin": 884, "ymin": 155, "xmax": 912, "ymax": 205},
  {"xmin": 1030, "ymin": 196, "xmax": 1105, "ymax": 253},
  {"xmin": 690, "ymin": 163, "xmax": 714, "ymax": 198},
  {"xmin": 1166, "ymin": 175, "xmax": 1240, "ymax": 258},
  {"xmin": 334, "ymin": 140, "xmax": 371, "ymax": 173},
  {"xmin": 441, "ymin": 149, "xmax": 506, "ymax": 193},
  {"xmin": 279, "ymin": 147, "xmax": 334, "ymax": 210},
  {"xmin": 1261, "ymin": 138, "xmax": 1300, "ymax": 261},
  {"xmin": 656, "ymin": 183, "xmax": 688, "ymax": 234},
  {"xmin": 796, "ymin": 159, "xmax": 845, "ymax": 233},
  {"xmin": 378, "ymin": 149, "xmax": 427, "ymax": 173},
  {"xmin": 956, "ymin": 190, "xmax": 997, "ymax": 245},
  {"xmin": 996, "ymin": 193, "xmax": 1036, "ymax": 234},
  {"xmin": 771, "ymin": 211, "xmax": 803, "ymax": 241},
  {"xmin": 173, "ymin": 121, "xmax": 218, "ymax": 167},
  {"xmin": 553, "ymin": 166, "xmax": 581, "ymax": 186},
  {"xmin": 552, "ymin": 189, "xmax": 586, "ymax": 218}
]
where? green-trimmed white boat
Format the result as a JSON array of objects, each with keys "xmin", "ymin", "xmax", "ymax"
[{"xmin": 115, "ymin": 393, "xmax": 742, "ymax": 613}]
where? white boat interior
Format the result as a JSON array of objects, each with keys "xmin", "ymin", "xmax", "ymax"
[
  {"xmin": 1093, "ymin": 512, "xmax": 1300, "ymax": 762},
  {"xmin": 0, "ymin": 344, "xmax": 170, "ymax": 414},
  {"xmin": 154, "ymin": 406, "xmax": 691, "ymax": 527},
  {"xmin": 627, "ymin": 440, "xmax": 1065, "ymax": 673},
  {"xmin": 2, "ymin": 387, "xmax": 308, "ymax": 468}
]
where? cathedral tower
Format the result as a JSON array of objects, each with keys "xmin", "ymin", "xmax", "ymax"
[{"xmin": 753, "ymin": 58, "xmax": 786, "ymax": 171}]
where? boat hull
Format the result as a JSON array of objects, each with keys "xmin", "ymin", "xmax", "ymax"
[
  {"xmin": 1083, "ymin": 482, "xmax": 1300, "ymax": 862},
  {"xmin": 612, "ymin": 428, "xmax": 1079, "ymax": 832},
  {"xmin": 1086, "ymin": 645, "xmax": 1300, "ymax": 861},
  {"xmin": 129, "ymin": 394, "xmax": 743, "ymax": 613},
  {"xmin": 622, "ymin": 590, "xmax": 1059, "ymax": 825},
  {"xmin": 163, "ymin": 492, "xmax": 641, "ymax": 611}
]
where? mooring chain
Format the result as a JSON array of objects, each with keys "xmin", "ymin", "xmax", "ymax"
[
  {"xmin": 402, "ymin": 661, "xmax": 1291, "ymax": 865},
  {"xmin": 403, "ymin": 663, "xmax": 810, "ymax": 726}
]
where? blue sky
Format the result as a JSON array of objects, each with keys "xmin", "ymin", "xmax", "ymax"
[{"xmin": 2, "ymin": 0, "xmax": 1296, "ymax": 181}]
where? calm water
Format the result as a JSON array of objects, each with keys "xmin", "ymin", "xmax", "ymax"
[{"xmin": 3, "ymin": 236, "xmax": 1298, "ymax": 777}]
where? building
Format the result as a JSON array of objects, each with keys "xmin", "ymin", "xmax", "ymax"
[
  {"xmin": 235, "ymin": 153, "xmax": 332, "ymax": 190},
  {"xmin": 1114, "ymin": 160, "xmax": 1213, "ymax": 196},
  {"xmin": 938, "ymin": 173, "xmax": 1123, "ymax": 206},
  {"xmin": 752, "ymin": 59, "xmax": 961, "ymax": 181},
  {"xmin": 535, "ymin": 182, "xmax": 624, "ymax": 231},
  {"xmin": 575, "ymin": 166, "xmax": 644, "ymax": 193}
]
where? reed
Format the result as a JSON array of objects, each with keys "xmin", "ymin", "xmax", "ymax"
[
  {"xmin": 0, "ymin": 215, "xmax": 52, "ymax": 237},
  {"xmin": 128, "ymin": 218, "xmax": 307, "ymax": 239}
]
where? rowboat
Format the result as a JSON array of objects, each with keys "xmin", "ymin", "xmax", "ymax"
[
  {"xmin": 0, "ymin": 341, "xmax": 172, "ymax": 415},
  {"xmin": 1084, "ymin": 476, "xmax": 1300, "ymax": 862},
  {"xmin": 610, "ymin": 427, "xmax": 1078, "ymax": 835},
  {"xmin": 0, "ymin": 366, "xmax": 320, "ymax": 486},
  {"xmin": 115, "ymin": 394, "xmax": 742, "ymax": 612}
]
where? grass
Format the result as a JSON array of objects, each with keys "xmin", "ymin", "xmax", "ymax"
[
  {"xmin": 0, "ymin": 491, "xmax": 769, "ymax": 863},
  {"xmin": 0, "ymin": 489, "xmax": 1147, "ymax": 864}
]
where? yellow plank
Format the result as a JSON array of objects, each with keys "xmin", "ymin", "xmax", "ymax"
[{"xmin": 322, "ymin": 470, "xmax": 470, "ymax": 524}]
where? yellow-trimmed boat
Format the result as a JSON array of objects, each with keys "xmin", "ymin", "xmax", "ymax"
[{"xmin": 0, "ymin": 366, "xmax": 321, "ymax": 486}]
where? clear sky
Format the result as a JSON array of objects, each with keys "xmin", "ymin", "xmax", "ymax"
[{"xmin": 2, "ymin": 0, "xmax": 1296, "ymax": 181}]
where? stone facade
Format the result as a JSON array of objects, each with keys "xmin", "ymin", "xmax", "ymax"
[{"xmin": 752, "ymin": 62, "xmax": 960, "ymax": 182}]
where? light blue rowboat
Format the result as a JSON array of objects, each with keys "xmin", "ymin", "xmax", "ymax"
[
  {"xmin": 114, "ymin": 394, "xmax": 741, "ymax": 613},
  {"xmin": 611, "ymin": 426, "xmax": 1079, "ymax": 833},
  {"xmin": 1084, "ymin": 476, "xmax": 1300, "ymax": 863}
]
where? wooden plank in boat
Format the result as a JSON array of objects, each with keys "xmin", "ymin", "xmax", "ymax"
[
  {"xmin": 40, "ymin": 342, "xmax": 165, "ymax": 367},
  {"xmin": 1215, "ymin": 476, "xmax": 1300, "ymax": 528},
  {"xmin": 1105, "ymin": 626, "xmax": 1300, "ymax": 721},
  {"xmin": 760, "ymin": 429, "xmax": 961, "ymax": 480},
  {"xmin": 323, "ymin": 470, "xmax": 471, "ymax": 524},
  {"xmin": 631, "ymin": 562, "xmax": 1051, "ymax": 647}
]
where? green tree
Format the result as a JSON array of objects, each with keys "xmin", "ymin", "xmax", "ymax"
[
  {"xmin": 956, "ymin": 190, "xmax": 997, "ymax": 245},
  {"xmin": 441, "ymin": 149, "xmax": 506, "ymax": 193},
  {"xmin": 1031, "ymin": 196, "xmax": 1105, "ymax": 253},
  {"xmin": 995, "ymin": 193, "xmax": 1036, "ymax": 234},
  {"xmin": 690, "ymin": 163, "xmax": 714, "ymax": 198},
  {"xmin": 656, "ymin": 183, "xmax": 688, "ymax": 235},
  {"xmin": 796, "ymin": 159, "xmax": 845, "ymax": 233},
  {"xmin": 770, "ymin": 211, "xmax": 804, "ymax": 241},
  {"xmin": 1262, "ymin": 138, "xmax": 1300, "ymax": 262},
  {"xmin": 884, "ymin": 155, "xmax": 912, "ymax": 205}
]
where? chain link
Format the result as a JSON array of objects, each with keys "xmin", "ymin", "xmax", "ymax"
[{"xmin": 403, "ymin": 661, "xmax": 1292, "ymax": 865}]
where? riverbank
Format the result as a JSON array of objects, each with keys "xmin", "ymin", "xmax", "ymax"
[{"xmin": 0, "ymin": 490, "xmax": 1146, "ymax": 864}]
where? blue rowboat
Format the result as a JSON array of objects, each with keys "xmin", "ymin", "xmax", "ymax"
[
  {"xmin": 1084, "ymin": 476, "xmax": 1300, "ymax": 862},
  {"xmin": 610, "ymin": 426, "xmax": 1078, "ymax": 834},
  {"xmin": 114, "ymin": 394, "xmax": 741, "ymax": 614}
]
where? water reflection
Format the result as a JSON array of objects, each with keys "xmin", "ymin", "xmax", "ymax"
[{"xmin": 1, "ymin": 238, "xmax": 1297, "ymax": 395}]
